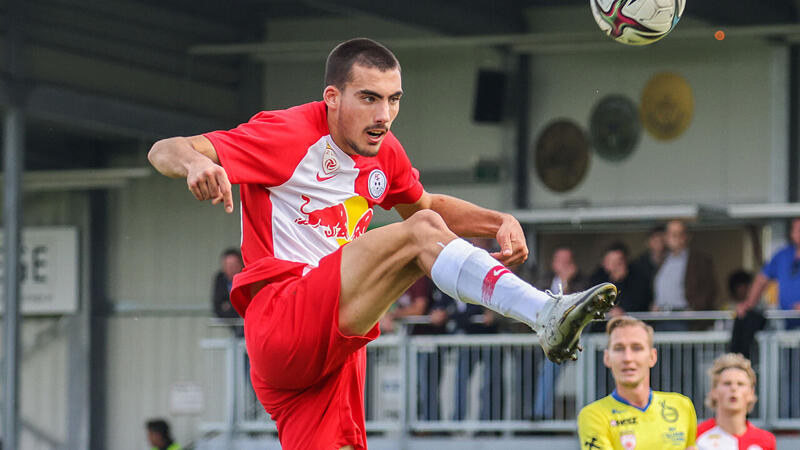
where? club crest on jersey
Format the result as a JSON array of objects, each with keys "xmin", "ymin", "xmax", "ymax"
[
  {"xmin": 660, "ymin": 400, "xmax": 679, "ymax": 423},
  {"xmin": 620, "ymin": 433, "xmax": 636, "ymax": 449},
  {"xmin": 322, "ymin": 145, "xmax": 339, "ymax": 175},
  {"xmin": 316, "ymin": 145, "xmax": 339, "ymax": 181},
  {"xmin": 368, "ymin": 169, "xmax": 387, "ymax": 199}
]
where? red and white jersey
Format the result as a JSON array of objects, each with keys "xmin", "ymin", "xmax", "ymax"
[
  {"xmin": 696, "ymin": 418, "xmax": 776, "ymax": 450},
  {"xmin": 204, "ymin": 101, "xmax": 423, "ymax": 315}
]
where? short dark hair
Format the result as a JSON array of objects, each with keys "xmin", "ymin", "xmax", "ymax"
[
  {"xmin": 145, "ymin": 418, "xmax": 173, "ymax": 442},
  {"xmin": 648, "ymin": 224, "xmax": 666, "ymax": 236},
  {"xmin": 325, "ymin": 38, "xmax": 400, "ymax": 90},
  {"xmin": 604, "ymin": 241, "xmax": 629, "ymax": 259},
  {"xmin": 727, "ymin": 269, "xmax": 753, "ymax": 298},
  {"xmin": 221, "ymin": 247, "xmax": 242, "ymax": 261}
]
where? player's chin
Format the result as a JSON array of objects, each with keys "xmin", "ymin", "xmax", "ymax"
[{"xmin": 357, "ymin": 142, "xmax": 382, "ymax": 157}]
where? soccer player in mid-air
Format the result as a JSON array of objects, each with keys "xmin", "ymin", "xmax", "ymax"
[
  {"xmin": 578, "ymin": 316, "xmax": 697, "ymax": 449},
  {"xmin": 697, "ymin": 353, "xmax": 776, "ymax": 450},
  {"xmin": 149, "ymin": 38, "xmax": 617, "ymax": 449}
]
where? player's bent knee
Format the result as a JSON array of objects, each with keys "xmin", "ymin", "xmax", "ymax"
[{"xmin": 405, "ymin": 209, "xmax": 449, "ymax": 235}]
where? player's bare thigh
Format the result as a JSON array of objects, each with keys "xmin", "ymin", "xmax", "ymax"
[
  {"xmin": 340, "ymin": 446, "xmax": 354, "ymax": 450},
  {"xmin": 338, "ymin": 210, "xmax": 456, "ymax": 336}
]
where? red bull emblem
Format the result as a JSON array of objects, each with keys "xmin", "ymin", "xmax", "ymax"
[{"xmin": 295, "ymin": 195, "xmax": 373, "ymax": 246}]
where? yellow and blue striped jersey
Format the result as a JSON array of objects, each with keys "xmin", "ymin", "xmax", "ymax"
[{"xmin": 578, "ymin": 389, "xmax": 697, "ymax": 449}]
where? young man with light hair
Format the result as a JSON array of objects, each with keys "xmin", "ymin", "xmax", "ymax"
[
  {"xmin": 578, "ymin": 316, "xmax": 697, "ymax": 449},
  {"xmin": 696, "ymin": 353, "xmax": 775, "ymax": 450}
]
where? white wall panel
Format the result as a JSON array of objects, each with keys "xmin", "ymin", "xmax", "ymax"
[
  {"xmin": 527, "ymin": 39, "xmax": 777, "ymax": 207},
  {"xmin": 0, "ymin": 318, "xmax": 70, "ymax": 450},
  {"xmin": 105, "ymin": 316, "xmax": 229, "ymax": 450},
  {"xmin": 107, "ymin": 175, "xmax": 241, "ymax": 306}
]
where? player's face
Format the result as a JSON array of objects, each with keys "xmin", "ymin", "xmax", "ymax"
[
  {"xmin": 602, "ymin": 250, "xmax": 627, "ymax": 280},
  {"xmin": 665, "ymin": 220, "xmax": 688, "ymax": 252},
  {"xmin": 712, "ymin": 368, "xmax": 754, "ymax": 414},
  {"xmin": 221, "ymin": 254, "xmax": 243, "ymax": 279},
  {"xmin": 604, "ymin": 325, "xmax": 657, "ymax": 389},
  {"xmin": 326, "ymin": 64, "xmax": 402, "ymax": 157}
]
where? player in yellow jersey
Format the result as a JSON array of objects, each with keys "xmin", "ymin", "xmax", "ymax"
[{"xmin": 578, "ymin": 315, "xmax": 697, "ymax": 449}]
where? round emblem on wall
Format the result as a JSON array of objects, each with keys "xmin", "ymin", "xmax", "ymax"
[
  {"xmin": 640, "ymin": 72, "xmax": 694, "ymax": 141},
  {"xmin": 368, "ymin": 169, "xmax": 387, "ymax": 199},
  {"xmin": 533, "ymin": 119, "xmax": 590, "ymax": 193},
  {"xmin": 590, "ymin": 95, "xmax": 640, "ymax": 162}
]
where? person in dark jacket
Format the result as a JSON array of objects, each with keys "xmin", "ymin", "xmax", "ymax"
[
  {"xmin": 212, "ymin": 248, "xmax": 244, "ymax": 335},
  {"xmin": 590, "ymin": 241, "xmax": 653, "ymax": 316},
  {"xmin": 653, "ymin": 220, "xmax": 718, "ymax": 331}
]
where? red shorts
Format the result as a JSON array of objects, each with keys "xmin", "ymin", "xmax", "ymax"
[{"xmin": 245, "ymin": 248, "xmax": 380, "ymax": 450}]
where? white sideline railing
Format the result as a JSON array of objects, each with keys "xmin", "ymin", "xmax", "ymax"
[{"xmin": 200, "ymin": 317, "xmax": 800, "ymax": 440}]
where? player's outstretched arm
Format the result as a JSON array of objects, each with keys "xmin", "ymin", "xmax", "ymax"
[
  {"xmin": 395, "ymin": 191, "xmax": 527, "ymax": 266},
  {"xmin": 148, "ymin": 135, "xmax": 234, "ymax": 213}
]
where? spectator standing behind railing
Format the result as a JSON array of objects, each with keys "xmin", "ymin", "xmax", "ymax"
[
  {"xmin": 578, "ymin": 316, "xmax": 697, "ymax": 450},
  {"xmin": 696, "ymin": 353, "xmax": 775, "ymax": 450},
  {"xmin": 738, "ymin": 217, "xmax": 800, "ymax": 330},
  {"xmin": 534, "ymin": 246, "xmax": 588, "ymax": 419},
  {"xmin": 212, "ymin": 248, "xmax": 244, "ymax": 336},
  {"xmin": 653, "ymin": 220, "xmax": 718, "ymax": 331},
  {"xmin": 726, "ymin": 270, "xmax": 766, "ymax": 360},
  {"xmin": 738, "ymin": 218, "xmax": 800, "ymax": 419},
  {"xmin": 590, "ymin": 242, "xmax": 653, "ymax": 317},
  {"xmin": 631, "ymin": 224, "xmax": 666, "ymax": 293}
]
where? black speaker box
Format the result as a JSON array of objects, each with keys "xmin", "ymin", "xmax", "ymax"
[{"xmin": 473, "ymin": 69, "xmax": 507, "ymax": 123}]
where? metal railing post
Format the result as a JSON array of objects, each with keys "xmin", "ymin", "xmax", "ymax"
[
  {"xmin": 398, "ymin": 324, "xmax": 410, "ymax": 450},
  {"xmin": 225, "ymin": 334, "xmax": 238, "ymax": 447}
]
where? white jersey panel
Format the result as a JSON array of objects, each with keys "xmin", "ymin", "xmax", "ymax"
[
  {"xmin": 270, "ymin": 136, "xmax": 372, "ymax": 267},
  {"xmin": 696, "ymin": 425, "xmax": 738, "ymax": 450}
]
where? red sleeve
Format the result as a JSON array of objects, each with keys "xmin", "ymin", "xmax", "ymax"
[
  {"xmin": 203, "ymin": 102, "xmax": 326, "ymax": 186},
  {"xmin": 759, "ymin": 429, "xmax": 777, "ymax": 450},
  {"xmin": 379, "ymin": 132, "xmax": 424, "ymax": 210}
]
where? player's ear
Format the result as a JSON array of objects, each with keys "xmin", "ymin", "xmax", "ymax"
[
  {"xmin": 648, "ymin": 347, "xmax": 657, "ymax": 368},
  {"xmin": 603, "ymin": 349, "xmax": 611, "ymax": 368},
  {"xmin": 323, "ymin": 85, "xmax": 340, "ymax": 109}
]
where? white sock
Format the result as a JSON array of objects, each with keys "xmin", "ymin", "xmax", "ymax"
[{"xmin": 430, "ymin": 238, "xmax": 550, "ymax": 327}]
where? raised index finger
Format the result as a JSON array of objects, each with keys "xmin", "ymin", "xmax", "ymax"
[
  {"xmin": 217, "ymin": 171, "xmax": 234, "ymax": 213},
  {"xmin": 500, "ymin": 232, "xmax": 513, "ymax": 257}
]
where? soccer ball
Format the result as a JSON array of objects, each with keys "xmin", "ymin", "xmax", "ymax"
[{"xmin": 590, "ymin": 0, "xmax": 686, "ymax": 46}]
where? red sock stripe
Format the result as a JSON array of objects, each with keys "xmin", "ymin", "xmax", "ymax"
[{"xmin": 481, "ymin": 265, "xmax": 511, "ymax": 304}]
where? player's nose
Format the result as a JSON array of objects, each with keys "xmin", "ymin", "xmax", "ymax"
[{"xmin": 374, "ymin": 100, "xmax": 390, "ymax": 123}]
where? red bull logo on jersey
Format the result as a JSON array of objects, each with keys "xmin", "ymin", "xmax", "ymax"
[{"xmin": 295, "ymin": 195, "xmax": 373, "ymax": 246}]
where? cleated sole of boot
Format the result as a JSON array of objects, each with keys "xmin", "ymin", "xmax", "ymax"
[{"xmin": 546, "ymin": 284, "xmax": 618, "ymax": 363}]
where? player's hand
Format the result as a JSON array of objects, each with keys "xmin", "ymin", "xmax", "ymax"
[
  {"xmin": 491, "ymin": 213, "xmax": 528, "ymax": 266},
  {"xmin": 186, "ymin": 159, "xmax": 234, "ymax": 213}
]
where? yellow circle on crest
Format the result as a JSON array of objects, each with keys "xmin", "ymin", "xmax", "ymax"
[{"xmin": 640, "ymin": 72, "xmax": 694, "ymax": 141}]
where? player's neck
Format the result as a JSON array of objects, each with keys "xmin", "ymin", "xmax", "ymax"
[
  {"xmin": 715, "ymin": 412, "xmax": 748, "ymax": 436},
  {"xmin": 616, "ymin": 383, "xmax": 651, "ymax": 409},
  {"xmin": 326, "ymin": 114, "xmax": 357, "ymax": 157}
]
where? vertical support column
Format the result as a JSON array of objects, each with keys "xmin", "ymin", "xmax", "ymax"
[
  {"xmin": 3, "ymin": 106, "xmax": 24, "ymax": 450},
  {"xmin": 3, "ymin": 2, "xmax": 25, "ymax": 446},
  {"xmin": 787, "ymin": 46, "xmax": 798, "ymax": 203},
  {"xmin": 512, "ymin": 54, "xmax": 532, "ymax": 210}
]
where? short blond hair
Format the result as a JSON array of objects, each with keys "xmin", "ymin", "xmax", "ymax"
[
  {"xmin": 606, "ymin": 315, "xmax": 654, "ymax": 348},
  {"xmin": 705, "ymin": 353, "xmax": 758, "ymax": 412}
]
